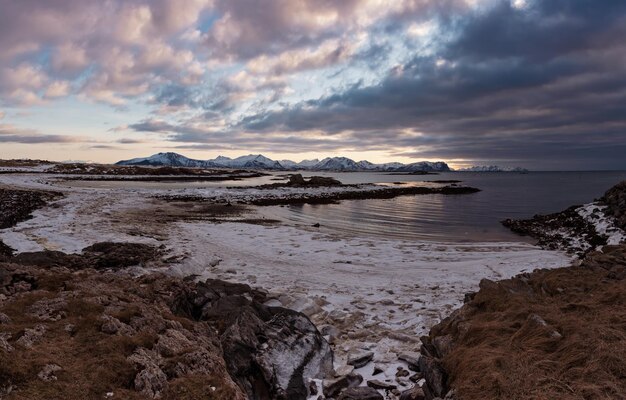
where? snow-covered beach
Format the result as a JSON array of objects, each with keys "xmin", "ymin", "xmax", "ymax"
[{"xmin": 0, "ymin": 170, "xmax": 577, "ymax": 397}]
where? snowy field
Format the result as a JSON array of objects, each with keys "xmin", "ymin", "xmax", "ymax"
[{"xmin": 0, "ymin": 171, "xmax": 574, "ymax": 396}]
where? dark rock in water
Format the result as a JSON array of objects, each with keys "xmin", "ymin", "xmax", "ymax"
[
  {"xmin": 312, "ymin": 223, "xmax": 321, "ymax": 228},
  {"xmin": 172, "ymin": 278, "xmax": 334, "ymax": 400},
  {"xmin": 307, "ymin": 175, "xmax": 342, "ymax": 186},
  {"xmin": 367, "ymin": 379, "xmax": 397, "ymax": 390},
  {"xmin": 287, "ymin": 174, "xmax": 342, "ymax": 187},
  {"xmin": 288, "ymin": 174, "xmax": 307, "ymax": 185},
  {"xmin": 323, "ymin": 373, "xmax": 363, "ymax": 398},
  {"xmin": 399, "ymin": 386, "xmax": 426, "ymax": 400},
  {"xmin": 338, "ymin": 386, "xmax": 384, "ymax": 400},
  {"xmin": 347, "ymin": 351, "xmax": 374, "ymax": 368}
]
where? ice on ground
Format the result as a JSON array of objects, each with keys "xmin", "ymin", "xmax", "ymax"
[{"xmin": 0, "ymin": 172, "xmax": 574, "ymax": 398}]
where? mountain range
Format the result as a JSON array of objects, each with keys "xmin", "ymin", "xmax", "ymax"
[{"xmin": 116, "ymin": 152, "xmax": 452, "ymax": 172}]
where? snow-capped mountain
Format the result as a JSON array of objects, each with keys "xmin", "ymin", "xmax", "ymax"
[
  {"xmin": 296, "ymin": 159, "xmax": 320, "ymax": 168},
  {"xmin": 116, "ymin": 152, "xmax": 218, "ymax": 168},
  {"xmin": 116, "ymin": 152, "xmax": 451, "ymax": 172},
  {"xmin": 209, "ymin": 154, "xmax": 283, "ymax": 169},
  {"xmin": 312, "ymin": 157, "xmax": 360, "ymax": 171},
  {"xmin": 458, "ymin": 165, "xmax": 529, "ymax": 172}
]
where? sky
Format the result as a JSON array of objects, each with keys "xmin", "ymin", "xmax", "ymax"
[{"xmin": 0, "ymin": 0, "xmax": 625, "ymax": 170}]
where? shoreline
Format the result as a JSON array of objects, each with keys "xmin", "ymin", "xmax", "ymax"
[{"xmin": 0, "ymin": 170, "xmax": 574, "ymax": 399}]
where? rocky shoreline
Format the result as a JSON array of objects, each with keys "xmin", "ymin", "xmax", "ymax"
[
  {"xmin": 419, "ymin": 181, "xmax": 626, "ymax": 400},
  {"xmin": 0, "ymin": 189, "xmax": 334, "ymax": 400},
  {"xmin": 501, "ymin": 183, "xmax": 626, "ymax": 256},
  {"xmin": 157, "ymin": 184, "xmax": 480, "ymax": 207}
]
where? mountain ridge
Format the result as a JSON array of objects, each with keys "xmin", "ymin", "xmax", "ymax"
[{"xmin": 116, "ymin": 152, "xmax": 452, "ymax": 172}]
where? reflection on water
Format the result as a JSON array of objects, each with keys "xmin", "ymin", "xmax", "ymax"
[
  {"xmin": 265, "ymin": 171, "xmax": 626, "ymax": 242},
  {"xmin": 62, "ymin": 170, "xmax": 626, "ymax": 243}
]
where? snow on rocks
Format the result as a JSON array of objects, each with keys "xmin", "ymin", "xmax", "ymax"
[{"xmin": 577, "ymin": 202, "xmax": 626, "ymax": 245}]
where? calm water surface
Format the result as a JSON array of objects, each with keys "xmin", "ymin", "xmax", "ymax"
[{"xmin": 264, "ymin": 171, "xmax": 626, "ymax": 242}]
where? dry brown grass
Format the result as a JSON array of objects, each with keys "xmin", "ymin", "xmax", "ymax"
[
  {"xmin": 429, "ymin": 249, "xmax": 626, "ymax": 400},
  {"xmin": 0, "ymin": 264, "xmax": 245, "ymax": 400}
]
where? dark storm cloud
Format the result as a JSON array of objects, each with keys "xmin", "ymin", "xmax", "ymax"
[{"xmin": 234, "ymin": 0, "xmax": 626, "ymax": 169}]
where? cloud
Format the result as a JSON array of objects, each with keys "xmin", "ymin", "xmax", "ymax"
[
  {"xmin": 0, "ymin": 124, "xmax": 80, "ymax": 143},
  {"xmin": 2, "ymin": 0, "xmax": 626, "ymax": 169},
  {"xmin": 230, "ymin": 0, "xmax": 626, "ymax": 169}
]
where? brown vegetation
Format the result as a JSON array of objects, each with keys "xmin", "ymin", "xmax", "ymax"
[
  {"xmin": 0, "ymin": 263, "xmax": 246, "ymax": 400},
  {"xmin": 420, "ymin": 244, "xmax": 626, "ymax": 400}
]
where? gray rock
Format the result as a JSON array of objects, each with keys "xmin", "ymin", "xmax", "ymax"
[
  {"xmin": 15, "ymin": 324, "xmax": 46, "ymax": 348},
  {"xmin": 323, "ymin": 373, "xmax": 363, "ymax": 398},
  {"xmin": 338, "ymin": 386, "xmax": 384, "ymax": 400},
  {"xmin": 400, "ymin": 386, "xmax": 426, "ymax": 400},
  {"xmin": 367, "ymin": 379, "xmax": 397, "ymax": 390},
  {"xmin": 348, "ymin": 351, "xmax": 374, "ymax": 368},
  {"xmin": 399, "ymin": 353, "xmax": 421, "ymax": 371},
  {"xmin": 127, "ymin": 348, "xmax": 167, "ymax": 399},
  {"xmin": 0, "ymin": 312, "xmax": 11, "ymax": 324},
  {"xmin": 173, "ymin": 278, "xmax": 333, "ymax": 400},
  {"xmin": 37, "ymin": 364, "xmax": 62, "ymax": 382},
  {"xmin": 0, "ymin": 332, "xmax": 13, "ymax": 352}
]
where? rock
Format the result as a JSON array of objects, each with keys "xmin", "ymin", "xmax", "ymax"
[
  {"xmin": 309, "ymin": 380, "xmax": 319, "ymax": 396},
  {"xmin": 335, "ymin": 365, "xmax": 355, "ymax": 377},
  {"xmin": 338, "ymin": 386, "xmax": 384, "ymax": 400},
  {"xmin": 418, "ymin": 352, "xmax": 447, "ymax": 399},
  {"xmin": 64, "ymin": 323, "xmax": 76, "ymax": 335},
  {"xmin": 400, "ymin": 386, "xmax": 426, "ymax": 400},
  {"xmin": 0, "ymin": 312, "xmax": 11, "ymax": 324},
  {"xmin": 288, "ymin": 174, "xmax": 307, "ymax": 185},
  {"xmin": 29, "ymin": 297, "xmax": 67, "ymax": 321},
  {"xmin": 347, "ymin": 351, "xmax": 374, "ymax": 368},
  {"xmin": 373, "ymin": 365, "xmax": 384, "ymax": 375},
  {"xmin": 128, "ymin": 348, "xmax": 167, "ymax": 399},
  {"xmin": 367, "ymin": 379, "xmax": 397, "ymax": 390},
  {"xmin": 323, "ymin": 373, "xmax": 363, "ymax": 398},
  {"xmin": 37, "ymin": 364, "xmax": 62, "ymax": 382},
  {"xmin": 312, "ymin": 223, "xmax": 321, "ymax": 228},
  {"xmin": 155, "ymin": 329, "xmax": 193, "ymax": 357},
  {"xmin": 396, "ymin": 368, "xmax": 410, "ymax": 378},
  {"xmin": 100, "ymin": 315, "xmax": 134, "ymax": 335},
  {"xmin": 0, "ymin": 332, "xmax": 13, "ymax": 352},
  {"xmin": 173, "ymin": 278, "xmax": 333, "ymax": 400},
  {"xmin": 399, "ymin": 353, "xmax": 421, "ymax": 371},
  {"xmin": 15, "ymin": 324, "xmax": 46, "ymax": 348}
]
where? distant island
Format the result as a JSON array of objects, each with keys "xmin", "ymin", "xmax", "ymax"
[{"xmin": 457, "ymin": 165, "xmax": 529, "ymax": 172}]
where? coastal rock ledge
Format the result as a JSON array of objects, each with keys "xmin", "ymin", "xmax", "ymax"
[{"xmin": 0, "ymin": 260, "xmax": 333, "ymax": 399}]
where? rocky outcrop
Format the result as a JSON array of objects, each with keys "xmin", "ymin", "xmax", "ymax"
[
  {"xmin": 0, "ymin": 258, "xmax": 333, "ymax": 400},
  {"xmin": 171, "ymin": 278, "xmax": 333, "ymax": 400},
  {"xmin": 501, "ymin": 205, "xmax": 605, "ymax": 255},
  {"xmin": 602, "ymin": 180, "xmax": 626, "ymax": 230}
]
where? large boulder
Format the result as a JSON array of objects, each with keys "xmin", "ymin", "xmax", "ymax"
[{"xmin": 172, "ymin": 279, "xmax": 334, "ymax": 400}]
